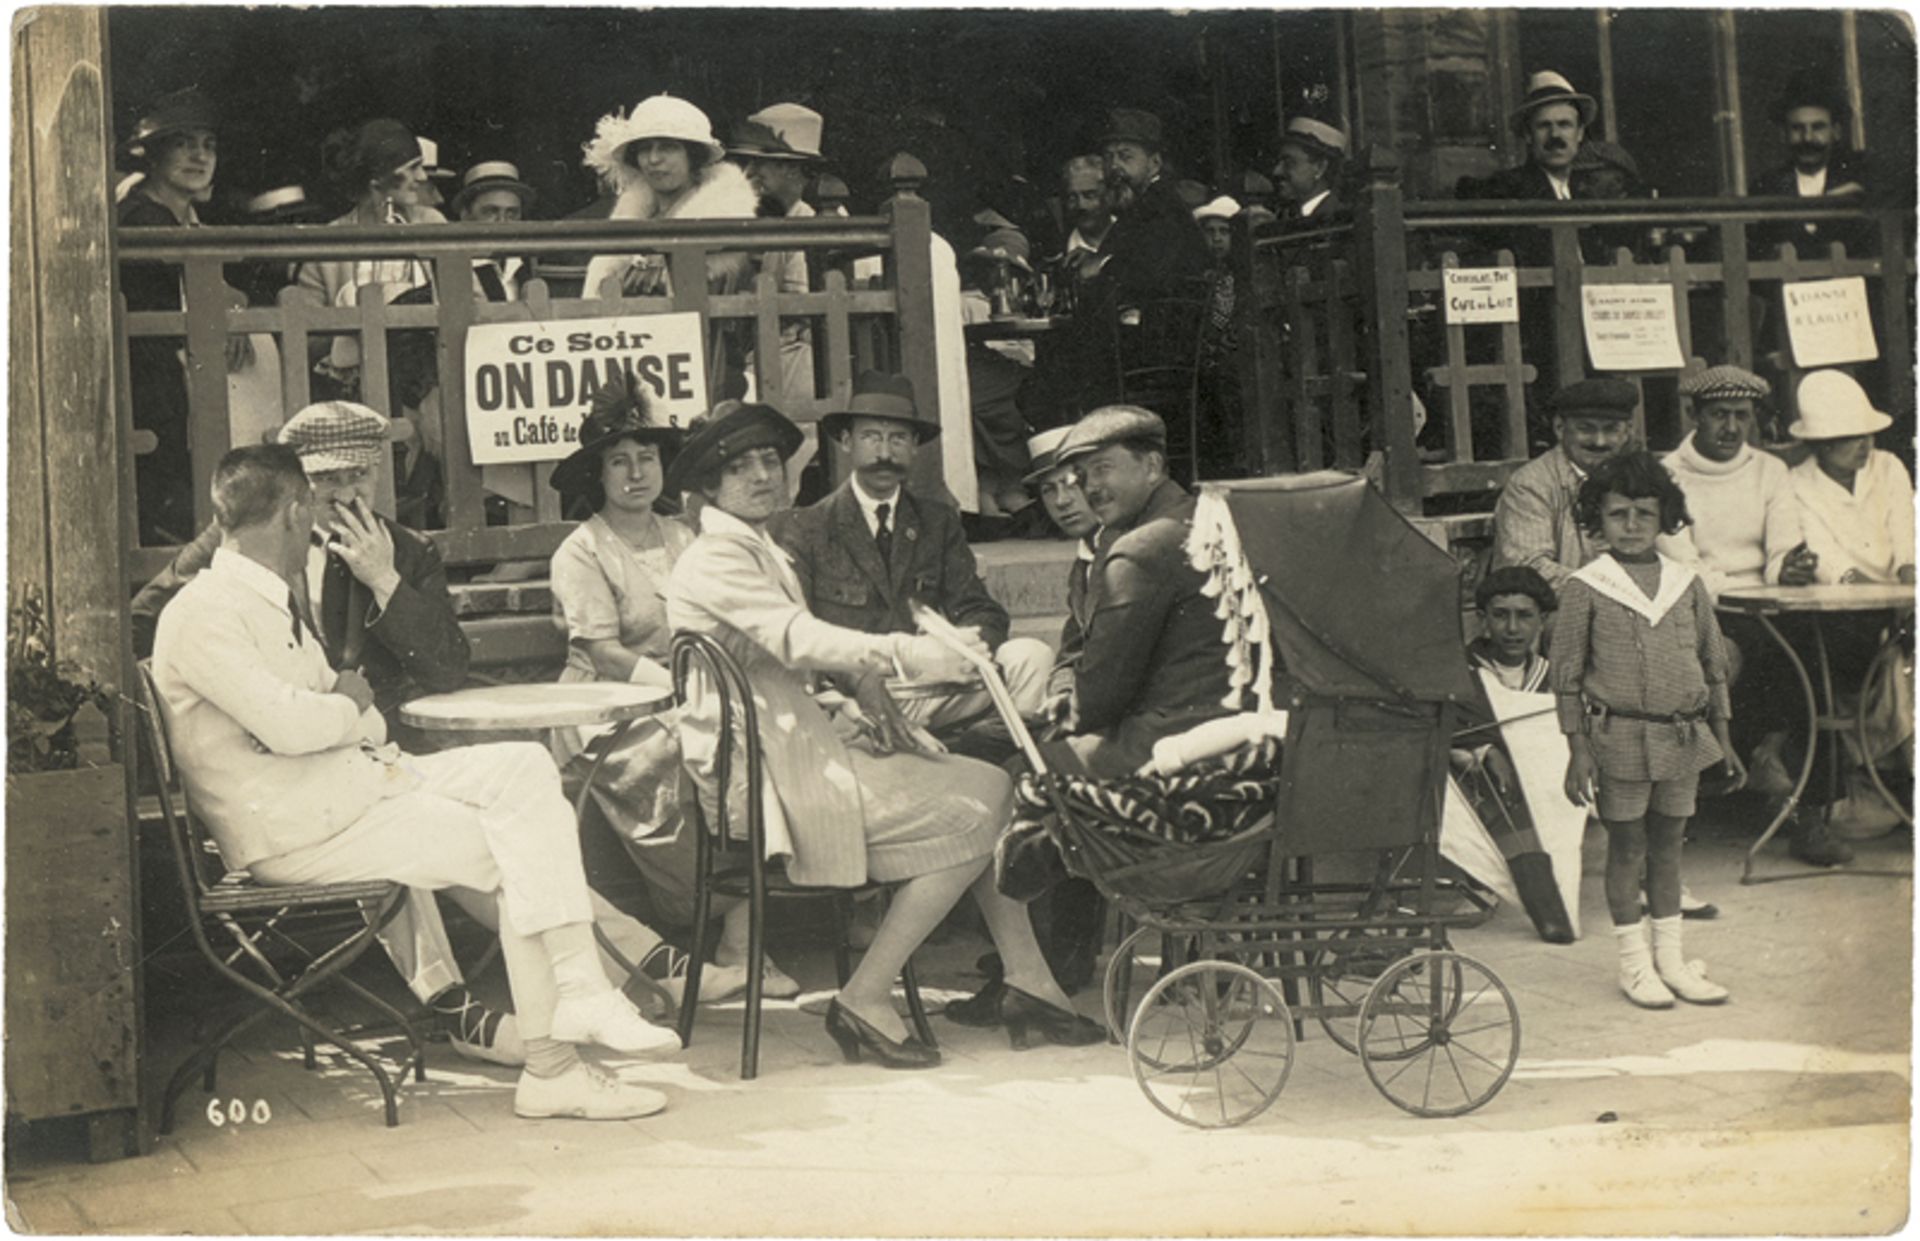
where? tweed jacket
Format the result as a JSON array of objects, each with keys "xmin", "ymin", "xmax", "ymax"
[
  {"xmin": 1491, "ymin": 445, "xmax": 1604, "ymax": 590},
  {"xmin": 772, "ymin": 481, "xmax": 1011, "ymax": 650},
  {"xmin": 132, "ymin": 515, "xmax": 470, "ymax": 723},
  {"xmin": 1071, "ymin": 480, "xmax": 1235, "ymax": 767},
  {"xmin": 668, "ymin": 506, "xmax": 926, "ymax": 889}
]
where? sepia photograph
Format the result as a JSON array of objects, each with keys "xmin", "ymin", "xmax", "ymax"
[{"xmin": 5, "ymin": 3, "xmax": 1914, "ymax": 1234}]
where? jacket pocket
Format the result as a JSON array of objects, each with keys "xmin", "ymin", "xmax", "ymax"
[{"xmin": 817, "ymin": 575, "xmax": 871, "ymax": 608}]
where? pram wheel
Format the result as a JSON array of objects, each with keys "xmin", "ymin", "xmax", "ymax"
[
  {"xmin": 1356, "ymin": 950, "xmax": 1519, "ymax": 1117},
  {"xmin": 1127, "ymin": 960, "xmax": 1295, "ymax": 1129},
  {"xmin": 1307, "ymin": 923, "xmax": 1417, "ymax": 1055},
  {"xmin": 1102, "ymin": 927, "xmax": 1191, "ymax": 1043}
]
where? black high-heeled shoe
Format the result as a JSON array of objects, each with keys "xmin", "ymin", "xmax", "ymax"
[
  {"xmin": 825, "ymin": 999, "xmax": 942, "ymax": 1069},
  {"xmin": 1001, "ymin": 985, "xmax": 1106, "ymax": 1050},
  {"xmin": 942, "ymin": 978, "xmax": 1006, "ymax": 1027}
]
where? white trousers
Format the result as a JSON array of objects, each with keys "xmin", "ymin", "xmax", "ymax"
[
  {"xmin": 900, "ymin": 636, "xmax": 1053, "ymax": 731},
  {"xmin": 250, "ymin": 741, "xmax": 594, "ymax": 1040}
]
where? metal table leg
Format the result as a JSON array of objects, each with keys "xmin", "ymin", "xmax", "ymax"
[{"xmin": 1741, "ymin": 613, "xmax": 1819, "ymax": 883}]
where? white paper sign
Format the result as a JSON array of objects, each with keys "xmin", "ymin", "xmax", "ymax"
[
  {"xmin": 1783, "ymin": 277, "xmax": 1878, "ymax": 367},
  {"xmin": 464, "ymin": 311, "xmax": 708, "ymax": 465},
  {"xmin": 1580, "ymin": 284, "xmax": 1684, "ymax": 371},
  {"xmin": 1442, "ymin": 267, "xmax": 1519, "ymax": 325}
]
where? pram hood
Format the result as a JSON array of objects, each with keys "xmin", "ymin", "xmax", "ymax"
[{"xmin": 1195, "ymin": 473, "xmax": 1477, "ymax": 706}]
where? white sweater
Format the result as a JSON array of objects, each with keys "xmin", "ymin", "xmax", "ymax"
[
  {"xmin": 1658, "ymin": 439, "xmax": 1802, "ymax": 597},
  {"xmin": 1790, "ymin": 450, "xmax": 1916, "ymax": 585}
]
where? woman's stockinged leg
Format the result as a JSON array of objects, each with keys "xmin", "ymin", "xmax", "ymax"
[
  {"xmin": 838, "ymin": 857, "xmax": 985, "ymax": 1041},
  {"xmin": 1604, "ymin": 818, "xmax": 1649, "ymax": 927},
  {"xmin": 970, "ymin": 870, "xmax": 1073, "ymax": 1011},
  {"xmin": 1642, "ymin": 813, "xmax": 1687, "ymax": 921}
]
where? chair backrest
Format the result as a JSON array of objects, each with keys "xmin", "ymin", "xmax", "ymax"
[
  {"xmin": 133, "ymin": 661, "xmax": 227, "ymax": 902},
  {"xmin": 668, "ymin": 630, "xmax": 767, "ymax": 865}
]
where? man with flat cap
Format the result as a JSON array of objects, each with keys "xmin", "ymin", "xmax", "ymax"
[
  {"xmin": 730, "ymin": 103, "xmax": 825, "ymax": 399},
  {"xmin": 1492, "ymin": 377, "xmax": 1640, "ymax": 589},
  {"xmin": 774, "ymin": 372, "xmax": 1054, "ymax": 733},
  {"xmin": 1274, "ymin": 116, "xmax": 1348, "ymax": 222},
  {"xmin": 1043, "ymin": 405, "xmax": 1234, "ymax": 778}
]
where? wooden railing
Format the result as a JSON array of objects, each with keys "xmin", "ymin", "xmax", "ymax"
[
  {"xmin": 1234, "ymin": 150, "xmax": 1917, "ymax": 511},
  {"xmin": 116, "ymin": 177, "xmax": 939, "ymax": 581}
]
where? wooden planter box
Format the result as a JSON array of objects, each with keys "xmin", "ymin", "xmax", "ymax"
[{"xmin": 5, "ymin": 763, "xmax": 143, "ymax": 1160}]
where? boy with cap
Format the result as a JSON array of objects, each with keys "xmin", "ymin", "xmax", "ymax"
[{"xmin": 1492, "ymin": 377, "xmax": 1639, "ymax": 589}]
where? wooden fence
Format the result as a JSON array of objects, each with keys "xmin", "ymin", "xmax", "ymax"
[
  {"xmin": 1235, "ymin": 150, "xmax": 1917, "ymax": 512},
  {"xmin": 116, "ymin": 174, "xmax": 940, "ymax": 582}
]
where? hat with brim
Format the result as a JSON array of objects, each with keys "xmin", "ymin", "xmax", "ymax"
[
  {"xmin": 418, "ymin": 137, "xmax": 457, "ymax": 182},
  {"xmin": 1277, "ymin": 116, "xmax": 1350, "ymax": 166},
  {"xmin": 1771, "ymin": 72, "xmax": 1850, "ymax": 126},
  {"xmin": 451, "ymin": 160, "xmax": 537, "ymax": 216},
  {"xmin": 549, "ymin": 375, "xmax": 684, "ymax": 497},
  {"xmin": 731, "ymin": 103, "xmax": 823, "ymax": 161},
  {"xmin": 1549, "ymin": 377, "xmax": 1639, "ymax": 421},
  {"xmin": 1510, "ymin": 71, "xmax": 1598, "ymax": 135},
  {"xmin": 966, "ymin": 227, "xmax": 1032, "ymax": 271},
  {"xmin": 277, "ymin": 401, "xmax": 390, "ymax": 473},
  {"xmin": 1193, "ymin": 195, "xmax": 1242, "ymax": 223},
  {"xmin": 584, "ymin": 95, "xmax": 727, "ymax": 184},
  {"xmin": 1021, "ymin": 426, "xmax": 1076, "ymax": 486},
  {"xmin": 727, "ymin": 119, "xmax": 806, "ymax": 162},
  {"xmin": 120, "ymin": 88, "xmax": 218, "ymax": 159},
  {"xmin": 1790, "ymin": 370, "xmax": 1892, "ymax": 439},
  {"xmin": 1057, "ymin": 405, "xmax": 1168, "ymax": 465},
  {"xmin": 1099, "ymin": 107, "xmax": 1166, "ymax": 151},
  {"xmin": 243, "ymin": 183, "xmax": 326, "ymax": 224},
  {"xmin": 818, "ymin": 371, "xmax": 941, "ymax": 444},
  {"xmin": 664, "ymin": 401, "xmax": 806, "ymax": 495}
]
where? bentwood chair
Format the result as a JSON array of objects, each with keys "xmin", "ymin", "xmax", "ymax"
[
  {"xmin": 667, "ymin": 630, "xmax": 936, "ymax": 1079},
  {"xmin": 1110, "ymin": 276, "xmax": 1214, "ymax": 485},
  {"xmin": 134, "ymin": 663, "xmax": 426, "ymax": 1131}
]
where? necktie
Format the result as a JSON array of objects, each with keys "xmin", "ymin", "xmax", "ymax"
[
  {"xmin": 874, "ymin": 502, "xmax": 893, "ymax": 566},
  {"xmin": 287, "ymin": 590, "xmax": 308, "ymax": 647},
  {"xmin": 475, "ymin": 261, "xmax": 509, "ymax": 303}
]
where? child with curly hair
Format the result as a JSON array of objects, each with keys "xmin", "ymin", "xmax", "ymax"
[{"xmin": 1550, "ymin": 451, "xmax": 1746, "ymax": 1008}]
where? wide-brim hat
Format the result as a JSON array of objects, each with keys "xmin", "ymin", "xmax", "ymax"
[
  {"xmin": 120, "ymin": 87, "xmax": 217, "ymax": 159},
  {"xmin": 549, "ymin": 375, "xmax": 684, "ymax": 496},
  {"xmin": 584, "ymin": 95, "xmax": 726, "ymax": 184},
  {"xmin": 734, "ymin": 103, "xmax": 823, "ymax": 161},
  {"xmin": 1057, "ymin": 405, "xmax": 1168, "ymax": 464},
  {"xmin": 243, "ymin": 183, "xmax": 326, "ymax": 224},
  {"xmin": 817, "ymin": 370, "xmax": 941, "ymax": 444},
  {"xmin": 1549, "ymin": 377, "xmax": 1639, "ymax": 421},
  {"xmin": 967, "ymin": 227, "xmax": 1032, "ymax": 270},
  {"xmin": 1510, "ymin": 70, "xmax": 1598, "ymax": 134},
  {"xmin": 1790, "ymin": 370, "xmax": 1892, "ymax": 439},
  {"xmin": 1193, "ymin": 195, "xmax": 1242, "ymax": 223},
  {"xmin": 1277, "ymin": 116, "xmax": 1350, "ymax": 166},
  {"xmin": 277, "ymin": 401, "xmax": 390, "ymax": 473},
  {"xmin": 727, "ymin": 119, "xmax": 804, "ymax": 161},
  {"xmin": 1098, "ymin": 107, "xmax": 1166, "ymax": 151},
  {"xmin": 452, "ymin": 160, "xmax": 537, "ymax": 215},
  {"xmin": 1022, "ymin": 426, "xmax": 1076, "ymax": 486},
  {"xmin": 664, "ymin": 401, "xmax": 805, "ymax": 494}
]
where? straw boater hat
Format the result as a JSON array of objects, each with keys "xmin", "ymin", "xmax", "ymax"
[
  {"xmin": 1790, "ymin": 371, "xmax": 1891, "ymax": 440},
  {"xmin": 1548, "ymin": 377, "xmax": 1638, "ymax": 420},
  {"xmin": 663, "ymin": 400, "xmax": 806, "ymax": 495},
  {"xmin": 451, "ymin": 160, "xmax": 537, "ymax": 215},
  {"xmin": 1276, "ymin": 116, "xmax": 1349, "ymax": 165},
  {"xmin": 120, "ymin": 87, "xmax": 217, "ymax": 160},
  {"xmin": 1510, "ymin": 70, "xmax": 1598, "ymax": 134},
  {"xmin": 276, "ymin": 402, "xmax": 390, "ymax": 473},
  {"xmin": 549, "ymin": 373, "xmax": 684, "ymax": 496},
  {"xmin": 243, "ymin": 184, "xmax": 325, "ymax": 225},
  {"xmin": 729, "ymin": 103, "xmax": 823, "ymax": 161},
  {"xmin": 1679, "ymin": 365, "xmax": 1770, "ymax": 404},
  {"xmin": 818, "ymin": 371, "xmax": 941, "ymax": 445},
  {"xmin": 584, "ymin": 94, "xmax": 727, "ymax": 181},
  {"xmin": 1021, "ymin": 426, "xmax": 1076, "ymax": 486},
  {"xmin": 1193, "ymin": 195, "xmax": 1242, "ymax": 223},
  {"xmin": 1056, "ymin": 405, "xmax": 1168, "ymax": 465}
]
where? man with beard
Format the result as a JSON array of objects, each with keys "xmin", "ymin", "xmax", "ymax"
[
  {"xmin": 774, "ymin": 371, "xmax": 1054, "ymax": 732},
  {"xmin": 1090, "ymin": 108, "xmax": 1210, "ymax": 315},
  {"xmin": 1051, "ymin": 154, "xmax": 1116, "ymax": 306},
  {"xmin": 730, "ymin": 103, "xmax": 825, "ymax": 400}
]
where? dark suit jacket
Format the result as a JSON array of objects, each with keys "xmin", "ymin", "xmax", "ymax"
[
  {"xmin": 1292, "ymin": 190, "xmax": 1346, "ymax": 222},
  {"xmin": 1749, "ymin": 149, "xmax": 1877, "ymax": 258},
  {"xmin": 1046, "ymin": 543, "xmax": 1095, "ymax": 699},
  {"xmin": 131, "ymin": 516, "xmax": 470, "ymax": 722},
  {"xmin": 772, "ymin": 482, "xmax": 1011, "ymax": 650},
  {"xmin": 1098, "ymin": 177, "xmax": 1212, "ymax": 310},
  {"xmin": 1068, "ymin": 479, "xmax": 1234, "ymax": 768}
]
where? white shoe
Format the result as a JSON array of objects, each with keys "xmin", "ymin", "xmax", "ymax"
[
  {"xmin": 550, "ymin": 990, "xmax": 681, "ymax": 1055},
  {"xmin": 649, "ymin": 948, "xmax": 752, "ymax": 1006},
  {"xmin": 514, "ymin": 1061, "xmax": 666, "ymax": 1120},
  {"xmin": 714, "ymin": 955, "xmax": 802, "ymax": 1000},
  {"xmin": 1656, "ymin": 956, "xmax": 1730, "ymax": 1005},
  {"xmin": 448, "ymin": 1010, "xmax": 527, "ymax": 1068},
  {"xmin": 1619, "ymin": 960, "xmax": 1677, "ymax": 1009}
]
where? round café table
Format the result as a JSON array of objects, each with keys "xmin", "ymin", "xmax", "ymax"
[
  {"xmin": 400, "ymin": 681, "xmax": 679, "ymax": 1014},
  {"xmin": 1718, "ymin": 583, "xmax": 1914, "ymax": 884}
]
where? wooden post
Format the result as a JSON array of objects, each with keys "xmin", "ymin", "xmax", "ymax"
[
  {"xmin": 9, "ymin": 21, "xmax": 47, "ymax": 607},
  {"xmin": 1352, "ymin": 148, "xmax": 1418, "ymax": 510},
  {"xmin": 1875, "ymin": 212, "xmax": 1914, "ymax": 420},
  {"xmin": 1232, "ymin": 212, "xmax": 1291, "ymax": 474},
  {"xmin": 1842, "ymin": 12, "xmax": 1867, "ymax": 151},
  {"xmin": 1710, "ymin": 12, "xmax": 1747, "ymax": 197},
  {"xmin": 1595, "ymin": 10, "xmax": 1620, "ymax": 142},
  {"xmin": 881, "ymin": 155, "xmax": 946, "ymax": 502}
]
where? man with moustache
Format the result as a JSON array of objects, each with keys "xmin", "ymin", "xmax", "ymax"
[
  {"xmin": 730, "ymin": 103, "xmax": 825, "ymax": 399},
  {"xmin": 1491, "ymin": 378, "xmax": 1639, "ymax": 590},
  {"xmin": 1750, "ymin": 74, "xmax": 1875, "ymax": 257},
  {"xmin": 774, "ymin": 371, "xmax": 1054, "ymax": 732},
  {"xmin": 1090, "ymin": 107, "xmax": 1211, "ymax": 316},
  {"xmin": 1052, "ymin": 154, "xmax": 1117, "ymax": 301},
  {"xmin": 1042, "ymin": 406, "xmax": 1233, "ymax": 778}
]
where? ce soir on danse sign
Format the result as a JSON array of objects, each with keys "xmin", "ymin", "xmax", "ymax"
[{"xmin": 463, "ymin": 312, "xmax": 708, "ymax": 465}]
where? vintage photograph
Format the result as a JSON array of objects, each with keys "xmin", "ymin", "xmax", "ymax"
[{"xmin": 6, "ymin": 3, "xmax": 1914, "ymax": 1234}]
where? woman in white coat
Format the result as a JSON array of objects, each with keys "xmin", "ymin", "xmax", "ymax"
[
  {"xmin": 666, "ymin": 402, "xmax": 1104, "ymax": 1068},
  {"xmin": 295, "ymin": 119, "xmax": 444, "ymax": 309}
]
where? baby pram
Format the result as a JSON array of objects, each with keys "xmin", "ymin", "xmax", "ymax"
[{"xmin": 923, "ymin": 474, "xmax": 1521, "ymax": 1128}]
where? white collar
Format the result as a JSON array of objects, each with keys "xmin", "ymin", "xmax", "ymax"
[
  {"xmin": 1572, "ymin": 552, "xmax": 1696, "ymax": 625},
  {"xmin": 1075, "ymin": 537, "xmax": 1097, "ymax": 563},
  {"xmin": 1300, "ymin": 189, "xmax": 1332, "ymax": 217},
  {"xmin": 210, "ymin": 544, "xmax": 296, "ymax": 614},
  {"xmin": 849, "ymin": 476, "xmax": 904, "ymax": 537},
  {"xmin": 1545, "ymin": 168, "xmax": 1572, "ymax": 199},
  {"xmin": 1796, "ymin": 166, "xmax": 1829, "ymax": 196},
  {"xmin": 1066, "ymin": 223, "xmax": 1111, "ymax": 255}
]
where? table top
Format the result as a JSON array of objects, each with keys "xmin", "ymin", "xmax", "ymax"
[
  {"xmin": 1719, "ymin": 583, "xmax": 1916, "ymax": 615},
  {"xmin": 963, "ymin": 316, "xmax": 1065, "ymax": 340},
  {"xmin": 400, "ymin": 682, "xmax": 675, "ymax": 731}
]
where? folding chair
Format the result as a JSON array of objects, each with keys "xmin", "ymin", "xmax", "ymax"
[
  {"xmin": 667, "ymin": 630, "xmax": 935, "ymax": 1080},
  {"xmin": 133, "ymin": 663, "xmax": 426, "ymax": 1131}
]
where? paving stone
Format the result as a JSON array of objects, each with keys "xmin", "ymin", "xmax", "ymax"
[
  {"xmin": 6, "ymin": 1187, "xmax": 86, "ymax": 1233},
  {"xmin": 71, "ymin": 1152, "xmax": 365, "ymax": 1227},
  {"xmin": 172, "ymin": 1099, "xmax": 478, "ymax": 1170},
  {"xmin": 227, "ymin": 1168, "xmax": 543, "ymax": 1234}
]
